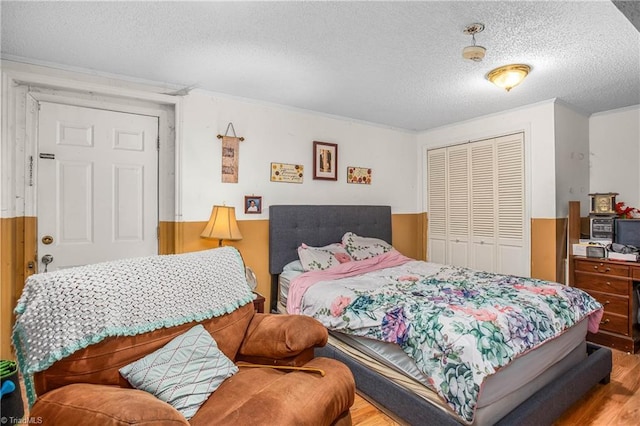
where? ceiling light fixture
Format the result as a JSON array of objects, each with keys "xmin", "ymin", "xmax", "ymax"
[
  {"xmin": 486, "ymin": 64, "xmax": 531, "ymax": 92},
  {"xmin": 462, "ymin": 23, "xmax": 486, "ymax": 62}
]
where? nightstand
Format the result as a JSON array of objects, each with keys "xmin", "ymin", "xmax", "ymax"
[{"xmin": 252, "ymin": 292, "xmax": 265, "ymax": 313}]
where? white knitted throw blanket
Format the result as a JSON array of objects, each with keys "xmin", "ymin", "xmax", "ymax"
[{"xmin": 12, "ymin": 246, "xmax": 253, "ymax": 405}]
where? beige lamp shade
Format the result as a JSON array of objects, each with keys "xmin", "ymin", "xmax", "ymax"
[
  {"xmin": 486, "ymin": 64, "xmax": 530, "ymax": 92},
  {"xmin": 201, "ymin": 205, "xmax": 243, "ymax": 246}
]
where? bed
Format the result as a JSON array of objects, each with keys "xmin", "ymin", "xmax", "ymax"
[{"xmin": 268, "ymin": 205, "xmax": 612, "ymax": 425}]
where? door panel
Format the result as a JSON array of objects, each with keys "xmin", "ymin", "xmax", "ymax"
[
  {"xmin": 114, "ymin": 164, "xmax": 144, "ymax": 241},
  {"xmin": 37, "ymin": 102, "xmax": 159, "ymax": 271},
  {"xmin": 58, "ymin": 161, "xmax": 93, "ymax": 243}
]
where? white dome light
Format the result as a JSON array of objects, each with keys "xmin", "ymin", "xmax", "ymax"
[
  {"xmin": 462, "ymin": 23, "xmax": 486, "ymax": 62},
  {"xmin": 462, "ymin": 45, "xmax": 486, "ymax": 62}
]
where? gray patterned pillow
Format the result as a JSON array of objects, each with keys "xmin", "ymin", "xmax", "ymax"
[{"xmin": 119, "ymin": 324, "xmax": 238, "ymax": 420}]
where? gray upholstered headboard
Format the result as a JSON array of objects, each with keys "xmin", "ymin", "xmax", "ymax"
[{"xmin": 268, "ymin": 205, "xmax": 392, "ymax": 311}]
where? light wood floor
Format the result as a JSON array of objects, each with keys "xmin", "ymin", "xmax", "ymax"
[{"xmin": 350, "ymin": 348, "xmax": 640, "ymax": 426}]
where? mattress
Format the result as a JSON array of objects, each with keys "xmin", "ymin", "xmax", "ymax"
[
  {"xmin": 279, "ymin": 271, "xmax": 589, "ymax": 425},
  {"xmin": 329, "ymin": 321, "xmax": 587, "ymax": 425},
  {"xmin": 278, "ymin": 268, "xmax": 298, "ymax": 308}
]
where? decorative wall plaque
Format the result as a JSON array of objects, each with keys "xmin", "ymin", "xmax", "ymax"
[
  {"xmin": 217, "ymin": 123, "xmax": 244, "ymax": 183},
  {"xmin": 347, "ymin": 166, "xmax": 372, "ymax": 184},
  {"xmin": 270, "ymin": 163, "xmax": 303, "ymax": 183}
]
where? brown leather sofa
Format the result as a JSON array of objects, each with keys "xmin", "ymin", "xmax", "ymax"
[{"xmin": 29, "ymin": 303, "xmax": 355, "ymax": 425}]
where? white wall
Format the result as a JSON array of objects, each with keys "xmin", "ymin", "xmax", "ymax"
[
  {"xmin": 181, "ymin": 91, "xmax": 418, "ymax": 221},
  {"xmin": 554, "ymin": 102, "xmax": 590, "ymax": 217},
  {"xmin": 0, "ymin": 61, "xmax": 419, "ymax": 223},
  {"xmin": 416, "ymin": 99, "xmax": 556, "ymax": 218},
  {"xmin": 4, "ymin": 59, "xmax": 637, "ymax": 225},
  {"xmin": 589, "ymin": 105, "xmax": 640, "ymax": 209}
]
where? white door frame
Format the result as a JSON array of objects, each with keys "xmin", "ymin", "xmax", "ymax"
[{"xmin": 1, "ymin": 64, "xmax": 184, "ymax": 261}]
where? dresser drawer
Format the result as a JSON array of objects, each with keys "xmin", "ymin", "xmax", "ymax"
[
  {"xmin": 633, "ymin": 267, "xmax": 640, "ymax": 280},
  {"xmin": 598, "ymin": 312, "xmax": 630, "ymax": 335},
  {"xmin": 574, "ymin": 259, "xmax": 629, "ymax": 277},
  {"xmin": 582, "ymin": 289, "xmax": 628, "ymax": 317},
  {"xmin": 574, "ymin": 272, "xmax": 630, "ymax": 295}
]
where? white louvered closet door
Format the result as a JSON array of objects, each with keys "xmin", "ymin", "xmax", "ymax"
[
  {"xmin": 427, "ymin": 148, "xmax": 447, "ymax": 264},
  {"xmin": 426, "ymin": 133, "xmax": 525, "ymax": 275},
  {"xmin": 495, "ymin": 134, "xmax": 525, "ymax": 275},
  {"xmin": 447, "ymin": 145, "xmax": 470, "ymax": 267},
  {"xmin": 470, "ymin": 139, "xmax": 496, "ymax": 272}
]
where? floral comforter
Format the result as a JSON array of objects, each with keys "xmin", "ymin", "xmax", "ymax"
[{"xmin": 292, "ymin": 254, "xmax": 603, "ymax": 423}]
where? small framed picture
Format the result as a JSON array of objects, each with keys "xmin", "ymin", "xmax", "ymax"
[
  {"xmin": 313, "ymin": 141, "xmax": 338, "ymax": 181},
  {"xmin": 347, "ymin": 166, "xmax": 372, "ymax": 184},
  {"xmin": 244, "ymin": 196, "xmax": 262, "ymax": 214}
]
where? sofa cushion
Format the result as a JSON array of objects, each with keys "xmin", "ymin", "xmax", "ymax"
[
  {"xmin": 30, "ymin": 383, "xmax": 189, "ymax": 425},
  {"xmin": 239, "ymin": 314, "xmax": 328, "ymax": 360},
  {"xmin": 119, "ymin": 324, "xmax": 238, "ymax": 420},
  {"xmin": 189, "ymin": 357, "xmax": 355, "ymax": 426}
]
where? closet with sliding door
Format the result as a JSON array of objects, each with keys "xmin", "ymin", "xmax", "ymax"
[{"xmin": 427, "ymin": 132, "xmax": 527, "ymax": 276}]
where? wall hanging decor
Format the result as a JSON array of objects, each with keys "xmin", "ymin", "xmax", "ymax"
[
  {"xmin": 217, "ymin": 123, "xmax": 245, "ymax": 183},
  {"xmin": 270, "ymin": 162, "xmax": 304, "ymax": 183},
  {"xmin": 347, "ymin": 166, "xmax": 372, "ymax": 184},
  {"xmin": 313, "ymin": 141, "xmax": 337, "ymax": 181},
  {"xmin": 244, "ymin": 195, "xmax": 262, "ymax": 214}
]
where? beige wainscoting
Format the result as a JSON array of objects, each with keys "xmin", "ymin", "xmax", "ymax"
[
  {"xmin": 1, "ymin": 212, "xmax": 562, "ymax": 360},
  {"xmin": 1, "ymin": 217, "xmax": 37, "ymax": 359},
  {"xmin": 530, "ymin": 217, "xmax": 567, "ymax": 283}
]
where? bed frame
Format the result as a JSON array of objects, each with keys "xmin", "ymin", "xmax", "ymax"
[{"xmin": 268, "ymin": 204, "xmax": 612, "ymax": 425}]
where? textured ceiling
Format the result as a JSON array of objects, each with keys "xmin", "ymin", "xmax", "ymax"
[{"xmin": 1, "ymin": 1, "xmax": 639, "ymax": 132}]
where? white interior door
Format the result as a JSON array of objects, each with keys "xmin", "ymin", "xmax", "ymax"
[{"xmin": 37, "ymin": 102, "xmax": 159, "ymax": 272}]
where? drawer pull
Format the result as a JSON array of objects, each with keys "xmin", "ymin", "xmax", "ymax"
[
  {"xmin": 605, "ymin": 281, "xmax": 611, "ymax": 286},
  {"xmin": 604, "ymin": 300, "xmax": 611, "ymax": 305},
  {"xmin": 605, "ymin": 267, "xmax": 611, "ymax": 272},
  {"xmin": 600, "ymin": 319, "xmax": 610, "ymax": 325}
]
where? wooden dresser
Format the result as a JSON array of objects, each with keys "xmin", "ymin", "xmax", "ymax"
[{"xmin": 573, "ymin": 256, "xmax": 640, "ymax": 353}]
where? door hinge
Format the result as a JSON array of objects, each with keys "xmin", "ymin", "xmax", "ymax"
[
  {"xmin": 157, "ymin": 136, "xmax": 160, "ymax": 151},
  {"xmin": 157, "ymin": 226, "xmax": 160, "ymax": 240},
  {"xmin": 28, "ymin": 155, "xmax": 34, "ymax": 186}
]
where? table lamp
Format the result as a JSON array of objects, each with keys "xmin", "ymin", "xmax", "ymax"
[{"xmin": 200, "ymin": 205, "xmax": 243, "ymax": 246}]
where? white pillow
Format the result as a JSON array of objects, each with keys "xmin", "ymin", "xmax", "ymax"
[
  {"xmin": 297, "ymin": 243, "xmax": 352, "ymax": 271},
  {"xmin": 119, "ymin": 324, "xmax": 238, "ymax": 420},
  {"xmin": 341, "ymin": 232, "xmax": 393, "ymax": 261},
  {"xmin": 282, "ymin": 260, "xmax": 304, "ymax": 272}
]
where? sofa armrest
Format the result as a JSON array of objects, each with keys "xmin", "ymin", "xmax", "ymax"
[
  {"xmin": 238, "ymin": 313, "xmax": 328, "ymax": 362},
  {"xmin": 30, "ymin": 383, "xmax": 189, "ymax": 425}
]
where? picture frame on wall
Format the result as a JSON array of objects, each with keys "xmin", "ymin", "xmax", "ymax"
[
  {"xmin": 313, "ymin": 141, "xmax": 338, "ymax": 181},
  {"xmin": 244, "ymin": 195, "xmax": 262, "ymax": 214},
  {"xmin": 347, "ymin": 166, "xmax": 372, "ymax": 184}
]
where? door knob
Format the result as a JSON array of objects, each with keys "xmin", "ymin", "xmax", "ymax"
[{"xmin": 42, "ymin": 254, "xmax": 53, "ymax": 272}]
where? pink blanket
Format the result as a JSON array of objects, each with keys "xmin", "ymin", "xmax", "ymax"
[{"xmin": 287, "ymin": 249, "xmax": 412, "ymax": 314}]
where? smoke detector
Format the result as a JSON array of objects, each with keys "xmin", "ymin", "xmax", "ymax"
[{"xmin": 462, "ymin": 23, "xmax": 486, "ymax": 62}]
